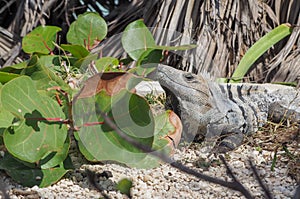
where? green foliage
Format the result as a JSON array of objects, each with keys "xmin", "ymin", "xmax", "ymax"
[
  {"xmin": 22, "ymin": 26, "xmax": 62, "ymax": 54},
  {"xmin": 95, "ymin": 57, "xmax": 119, "ymax": 72},
  {"xmin": 1, "ymin": 76, "xmax": 68, "ymax": 163},
  {"xmin": 60, "ymin": 44, "xmax": 90, "ymax": 59},
  {"xmin": 0, "ymin": 152, "xmax": 72, "ymax": 187},
  {"xmin": 23, "ymin": 55, "xmax": 70, "ymax": 90},
  {"xmin": 67, "ymin": 12, "xmax": 107, "ymax": 50},
  {"xmin": 116, "ymin": 178, "xmax": 133, "ymax": 197},
  {"xmin": 126, "ymin": 110, "xmax": 176, "ymax": 169},
  {"xmin": 122, "ymin": 19, "xmax": 157, "ymax": 61},
  {"xmin": 0, "ymin": 71, "xmax": 20, "ymax": 83},
  {"xmin": 73, "ymin": 90, "xmax": 155, "ymax": 165},
  {"xmin": 230, "ymin": 24, "xmax": 293, "ymax": 82},
  {"xmin": 0, "ymin": 12, "xmax": 193, "ymax": 189},
  {"xmin": 122, "ymin": 19, "xmax": 197, "ymax": 65}
]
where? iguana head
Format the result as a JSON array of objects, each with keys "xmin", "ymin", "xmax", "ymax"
[
  {"xmin": 155, "ymin": 64, "xmax": 210, "ymax": 107},
  {"xmin": 152, "ymin": 64, "xmax": 214, "ymax": 142},
  {"xmin": 154, "ymin": 64, "xmax": 212, "ymax": 113},
  {"xmin": 152, "ymin": 65, "xmax": 250, "ymax": 151}
]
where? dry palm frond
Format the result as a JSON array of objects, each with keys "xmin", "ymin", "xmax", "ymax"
[
  {"xmin": 0, "ymin": 0, "xmax": 81, "ymax": 66},
  {"xmin": 139, "ymin": 0, "xmax": 300, "ymax": 83},
  {"xmin": 98, "ymin": 0, "xmax": 300, "ymax": 83},
  {"xmin": 0, "ymin": 26, "xmax": 22, "ymax": 66},
  {"xmin": 0, "ymin": 0, "xmax": 299, "ymax": 84},
  {"xmin": 0, "ymin": 0, "xmax": 62, "ymax": 66}
]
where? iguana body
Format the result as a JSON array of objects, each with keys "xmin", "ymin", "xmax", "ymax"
[{"xmin": 153, "ymin": 64, "xmax": 300, "ymax": 152}]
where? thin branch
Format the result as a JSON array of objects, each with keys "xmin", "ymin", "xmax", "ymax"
[
  {"xmin": 86, "ymin": 169, "xmax": 111, "ymax": 199},
  {"xmin": 98, "ymin": 110, "xmax": 253, "ymax": 199},
  {"xmin": 249, "ymin": 160, "xmax": 273, "ymax": 199},
  {"xmin": 219, "ymin": 155, "xmax": 239, "ymax": 182}
]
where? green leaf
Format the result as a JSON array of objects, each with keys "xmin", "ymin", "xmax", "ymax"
[
  {"xmin": 22, "ymin": 26, "xmax": 61, "ymax": 54},
  {"xmin": 0, "ymin": 152, "xmax": 70, "ymax": 187},
  {"xmin": 152, "ymin": 111, "xmax": 175, "ymax": 149},
  {"xmin": 0, "ymin": 61, "xmax": 27, "ymax": 74},
  {"xmin": 95, "ymin": 57, "xmax": 119, "ymax": 72},
  {"xmin": 40, "ymin": 135, "xmax": 70, "ymax": 169},
  {"xmin": 122, "ymin": 19, "xmax": 156, "ymax": 60},
  {"xmin": 73, "ymin": 71, "xmax": 181, "ymax": 168},
  {"xmin": 137, "ymin": 49, "xmax": 163, "ymax": 66},
  {"xmin": 111, "ymin": 90, "xmax": 154, "ymax": 139},
  {"xmin": 61, "ymin": 44, "xmax": 90, "ymax": 59},
  {"xmin": 122, "ymin": 20, "xmax": 197, "ymax": 61},
  {"xmin": 134, "ymin": 49, "xmax": 163, "ymax": 76},
  {"xmin": 230, "ymin": 24, "xmax": 293, "ymax": 82},
  {"xmin": 0, "ymin": 71, "xmax": 20, "ymax": 84},
  {"xmin": 272, "ymin": 81, "xmax": 297, "ymax": 87},
  {"xmin": 73, "ymin": 89, "xmax": 155, "ymax": 165},
  {"xmin": 74, "ymin": 53, "xmax": 98, "ymax": 72},
  {"xmin": 117, "ymin": 178, "xmax": 132, "ymax": 197},
  {"xmin": 125, "ymin": 76, "xmax": 145, "ymax": 91},
  {"xmin": 216, "ymin": 77, "xmax": 229, "ymax": 83},
  {"xmin": 67, "ymin": 12, "xmax": 107, "ymax": 50},
  {"xmin": 22, "ymin": 55, "xmax": 69, "ymax": 90},
  {"xmin": 74, "ymin": 131, "xmax": 98, "ymax": 162},
  {"xmin": 126, "ymin": 111, "xmax": 175, "ymax": 168},
  {"xmin": 119, "ymin": 57, "xmax": 133, "ymax": 65},
  {"xmin": 0, "ymin": 109, "xmax": 15, "ymax": 137},
  {"xmin": 1, "ymin": 76, "xmax": 68, "ymax": 163},
  {"xmin": 0, "ymin": 110, "xmax": 14, "ymax": 128}
]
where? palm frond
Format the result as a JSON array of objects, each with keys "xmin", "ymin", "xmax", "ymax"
[
  {"xmin": 137, "ymin": 0, "xmax": 300, "ymax": 83},
  {"xmin": 0, "ymin": 0, "xmax": 299, "ymax": 84}
]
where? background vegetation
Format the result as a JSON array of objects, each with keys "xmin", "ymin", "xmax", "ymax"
[{"xmin": 0, "ymin": 0, "xmax": 299, "ymax": 83}]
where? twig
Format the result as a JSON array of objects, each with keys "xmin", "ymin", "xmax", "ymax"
[
  {"xmin": 86, "ymin": 169, "xmax": 111, "ymax": 199},
  {"xmin": 98, "ymin": 110, "xmax": 254, "ymax": 199},
  {"xmin": 249, "ymin": 160, "xmax": 273, "ymax": 199},
  {"xmin": 219, "ymin": 155, "xmax": 239, "ymax": 182}
]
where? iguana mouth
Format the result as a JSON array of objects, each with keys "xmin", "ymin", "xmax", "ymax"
[{"xmin": 160, "ymin": 85, "xmax": 181, "ymax": 118}]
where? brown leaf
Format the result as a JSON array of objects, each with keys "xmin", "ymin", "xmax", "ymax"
[
  {"xmin": 76, "ymin": 72, "xmax": 135, "ymax": 98},
  {"xmin": 164, "ymin": 110, "xmax": 182, "ymax": 152}
]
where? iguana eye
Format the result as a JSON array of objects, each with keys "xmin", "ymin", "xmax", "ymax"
[{"xmin": 184, "ymin": 73, "xmax": 194, "ymax": 80}]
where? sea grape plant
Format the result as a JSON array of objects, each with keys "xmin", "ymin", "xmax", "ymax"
[{"xmin": 0, "ymin": 12, "xmax": 196, "ymax": 187}]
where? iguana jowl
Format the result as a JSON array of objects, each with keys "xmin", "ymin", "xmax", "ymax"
[{"xmin": 153, "ymin": 64, "xmax": 300, "ymax": 152}]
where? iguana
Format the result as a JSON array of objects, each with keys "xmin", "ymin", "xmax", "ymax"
[{"xmin": 151, "ymin": 64, "xmax": 300, "ymax": 152}]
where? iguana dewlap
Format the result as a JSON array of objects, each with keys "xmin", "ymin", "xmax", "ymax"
[{"xmin": 153, "ymin": 64, "xmax": 300, "ymax": 152}]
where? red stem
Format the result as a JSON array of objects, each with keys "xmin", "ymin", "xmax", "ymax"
[
  {"xmin": 42, "ymin": 39, "xmax": 53, "ymax": 54},
  {"xmin": 26, "ymin": 117, "xmax": 70, "ymax": 124},
  {"xmin": 83, "ymin": 121, "xmax": 105, "ymax": 126}
]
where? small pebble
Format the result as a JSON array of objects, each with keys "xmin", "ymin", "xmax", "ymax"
[
  {"xmin": 143, "ymin": 175, "xmax": 152, "ymax": 182},
  {"xmin": 0, "ymin": 143, "xmax": 298, "ymax": 199}
]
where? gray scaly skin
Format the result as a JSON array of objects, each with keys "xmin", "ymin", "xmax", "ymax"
[{"xmin": 153, "ymin": 64, "xmax": 300, "ymax": 152}]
